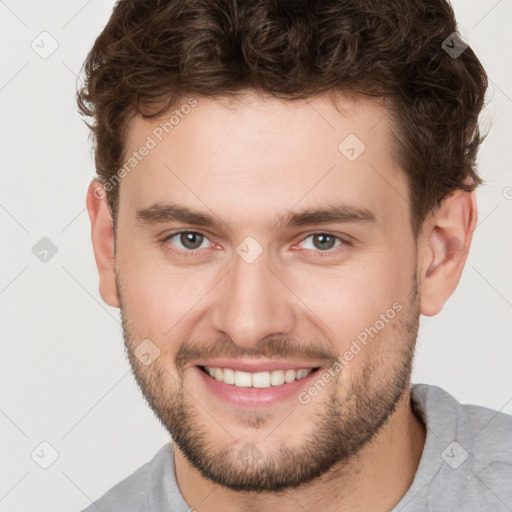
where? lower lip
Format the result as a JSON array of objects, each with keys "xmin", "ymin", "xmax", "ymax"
[{"xmin": 194, "ymin": 366, "xmax": 321, "ymax": 408}]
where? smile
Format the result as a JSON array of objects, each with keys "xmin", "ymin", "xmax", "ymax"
[{"xmin": 199, "ymin": 366, "xmax": 316, "ymax": 388}]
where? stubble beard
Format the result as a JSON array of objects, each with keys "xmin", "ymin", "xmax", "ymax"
[{"xmin": 118, "ymin": 271, "xmax": 420, "ymax": 492}]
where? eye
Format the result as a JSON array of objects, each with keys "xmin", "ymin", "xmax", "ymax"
[
  {"xmin": 160, "ymin": 230, "xmax": 349, "ymax": 258},
  {"xmin": 294, "ymin": 233, "xmax": 348, "ymax": 258},
  {"xmin": 299, "ymin": 233, "xmax": 344, "ymax": 252},
  {"xmin": 161, "ymin": 230, "xmax": 211, "ymax": 256}
]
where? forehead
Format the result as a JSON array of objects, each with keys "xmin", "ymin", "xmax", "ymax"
[{"xmin": 120, "ymin": 91, "xmax": 409, "ymax": 232}]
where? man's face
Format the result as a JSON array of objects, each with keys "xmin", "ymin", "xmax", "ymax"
[{"xmin": 114, "ymin": 91, "xmax": 421, "ymax": 491}]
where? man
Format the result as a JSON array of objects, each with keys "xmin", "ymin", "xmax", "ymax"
[{"xmin": 79, "ymin": 0, "xmax": 511, "ymax": 510}]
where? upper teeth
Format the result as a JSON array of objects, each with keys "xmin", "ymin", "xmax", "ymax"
[{"xmin": 204, "ymin": 367, "xmax": 313, "ymax": 388}]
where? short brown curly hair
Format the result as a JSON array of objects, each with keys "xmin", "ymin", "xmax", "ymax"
[{"xmin": 77, "ymin": 0, "xmax": 488, "ymax": 238}]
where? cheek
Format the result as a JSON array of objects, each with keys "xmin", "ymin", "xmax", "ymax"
[
  {"xmin": 296, "ymin": 249, "xmax": 414, "ymax": 352},
  {"xmin": 123, "ymin": 273, "xmax": 203, "ymax": 338},
  {"xmin": 116, "ymin": 244, "xmax": 204, "ymax": 341}
]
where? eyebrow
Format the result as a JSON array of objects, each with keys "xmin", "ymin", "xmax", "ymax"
[{"xmin": 135, "ymin": 202, "xmax": 376, "ymax": 231}]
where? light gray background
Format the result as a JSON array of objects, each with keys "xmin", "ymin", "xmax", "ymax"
[{"xmin": 0, "ymin": 1, "xmax": 511, "ymax": 511}]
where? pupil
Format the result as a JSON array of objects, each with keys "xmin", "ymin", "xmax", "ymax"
[
  {"xmin": 183, "ymin": 232, "xmax": 202, "ymax": 249},
  {"xmin": 316, "ymin": 234, "xmax": 334, "ymax": 250}
]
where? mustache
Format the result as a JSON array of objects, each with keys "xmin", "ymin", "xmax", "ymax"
[{"xmin": 175, "ymin": 336, "xmax": 340, "ymax": 374}]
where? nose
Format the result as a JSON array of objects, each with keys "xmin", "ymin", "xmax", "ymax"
[{"xmin": 210, "ymin": 246, "xmax": 297, "ymax": 351}]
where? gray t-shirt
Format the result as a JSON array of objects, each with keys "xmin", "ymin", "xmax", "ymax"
[{"xmin": 80, "ymin": 384, "xmax": 512, "ymax": 511}]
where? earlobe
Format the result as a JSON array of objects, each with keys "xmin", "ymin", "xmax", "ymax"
[
  {"xmin": 419, "ymin": 189, "xmax": 478, "ymax": 316},
  {"xmin": 86, "ymin": 179, "xmax": 120, "ymax": 308}
]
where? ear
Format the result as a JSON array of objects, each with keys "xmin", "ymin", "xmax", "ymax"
[
  {"xmin": 418, "ymin": 189, "xmax": 478, "ymax": 316},
  {"xmin": 86, "ymin": 179, "xmax": 120, "ymax": 308}
]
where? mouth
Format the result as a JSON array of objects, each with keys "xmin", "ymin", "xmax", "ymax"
[
  {"xmin": 198, "ymin": 365, "xmax": 317, "ymax": 388},
  {"xmin": 194, "ymin": 364, "xmax": 322, "ymax": 407}
]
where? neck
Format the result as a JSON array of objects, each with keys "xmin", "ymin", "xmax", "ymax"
[{"xmin": 174, "ymin": 388, "xmax": 426, "ymax": 512}]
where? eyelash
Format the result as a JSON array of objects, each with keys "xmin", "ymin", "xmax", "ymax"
[{"xmin": 159, "ymin": 230, "xmax": 350, "ymax": 259}]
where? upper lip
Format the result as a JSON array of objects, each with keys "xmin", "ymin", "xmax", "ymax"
[{"xmin": 194, "ymin": 359, "xmax": 321, "ymax": 373}]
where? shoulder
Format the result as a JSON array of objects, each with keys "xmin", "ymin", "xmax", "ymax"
[
  {"xmin": 412, "ymin": 383, "xmax": 512, "ymax": 464},
  {"xmin": 461, "ymin": 397, "xmax": 512, "ymax": 501},
  {"xmin": 402, "ymin": 383, "xmax": 512, "ymax": 511},
  {"xmin": 80, "ymin": 443, "xmax": 172, "ymax": 512},
  {"xmin": 464, "ymin": 400, "xmax": 512, "ymax": 459}
]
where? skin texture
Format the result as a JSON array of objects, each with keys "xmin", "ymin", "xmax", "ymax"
[{"xmin": 86, "ymin": 91, "xmax": 478, "ymax": 512}]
